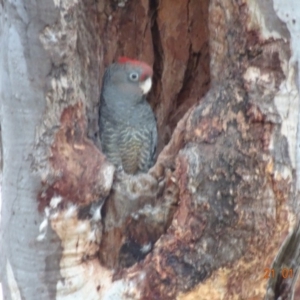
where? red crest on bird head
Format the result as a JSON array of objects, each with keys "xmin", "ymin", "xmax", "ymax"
[{"xmin": 117, "ymin": 56, "xmax": 153, "ymax": 80}]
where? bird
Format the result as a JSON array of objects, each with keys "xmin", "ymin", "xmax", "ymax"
[{"xmin": 99, "ymin": 57, "xmax": 157, "ymax": 175}]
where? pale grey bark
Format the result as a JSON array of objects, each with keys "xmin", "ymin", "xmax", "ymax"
[{"xmin": 0, "ymin": 1, "xmax": 61, "ymax": 299}]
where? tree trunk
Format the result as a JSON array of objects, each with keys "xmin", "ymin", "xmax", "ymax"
[{"xmin": 1, "ymin": 0, "xmax": 300, "ymax": 299}]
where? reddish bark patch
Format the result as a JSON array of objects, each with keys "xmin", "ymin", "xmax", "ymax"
[
  {"xmin": 152, "ymin": 0, "xmax": 210, "ymax": 152},
  {"xmin": 38, "ymin": 102, "xmax": 113, "ymax": 211}
]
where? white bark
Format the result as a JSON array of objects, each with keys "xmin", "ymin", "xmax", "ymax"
[
  {"xmin": 273, "ymin": 0, "xmax": 300, "ymax": 194},
  {"xmin": 0, "ymin": 1, "xmax": 61, "ymax": 299}
]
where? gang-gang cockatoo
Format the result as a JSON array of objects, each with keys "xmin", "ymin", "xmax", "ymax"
[{"xmin": 99, "ymin": 57, "xmax": 157, "ymax": 175}]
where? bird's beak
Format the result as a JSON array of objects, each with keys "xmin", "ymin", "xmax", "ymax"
[{"xmin": 139, "ymin": 77, "xmax": 152, "ymax": 94}]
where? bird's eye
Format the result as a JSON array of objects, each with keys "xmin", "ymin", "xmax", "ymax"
[{"xmin": 129, "ymin": 72, "xmax": 139, "ymax": 81}]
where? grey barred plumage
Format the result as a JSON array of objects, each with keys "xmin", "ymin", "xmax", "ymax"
[{"xmin": 99, "ymin": 57, "xmax": 157, "ymax": 174}]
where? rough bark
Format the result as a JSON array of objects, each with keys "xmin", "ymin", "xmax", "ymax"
[{"xmin": 1, "ymin": 0, "xmax": 300, "ymax": 300}]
